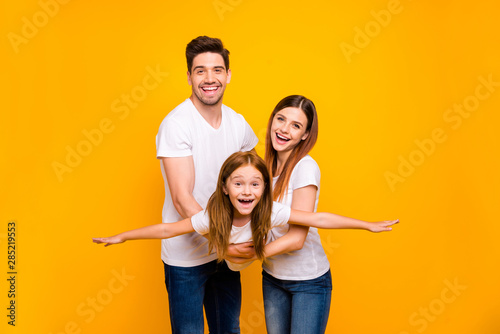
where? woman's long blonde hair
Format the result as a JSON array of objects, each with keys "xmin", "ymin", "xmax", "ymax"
[
  {"xmin": 265, "ymin": 95, "xmax": 319, "ymax": 201},
  {"xmin": 206, "ymin": 151, "xmax": 273, "ymax": 262}
]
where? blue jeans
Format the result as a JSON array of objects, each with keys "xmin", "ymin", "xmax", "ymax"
[
  {"xmin": 262, "ymin": 270, "xmax": 332, "ymax": 334},
  {"xmin": 163, "ymin": 260, "xmax": 241, "ymax": 334}
]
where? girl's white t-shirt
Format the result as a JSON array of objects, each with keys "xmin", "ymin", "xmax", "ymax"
[
  {"xmin": 262, "ymin": 155, "xmax": 330, "ymax": 280},
  {"xmin": 191, "ymin": 202, "xmax": 291, "ymax": 271}
]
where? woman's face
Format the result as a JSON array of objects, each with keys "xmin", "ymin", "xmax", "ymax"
[
  {"xmin": 270, "ymin": 107, "xmax": 309, "ymax": 155},
  {"xmin": 223, "ymin": 164, "xmax": 265, "ymax": 220}
]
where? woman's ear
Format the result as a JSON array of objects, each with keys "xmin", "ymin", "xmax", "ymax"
[
  {"xmin": 222, "ymin": 185, "xmax": 228, "ymax": 195},
  {"xmin": 301, "ymin": 131, "xmax": 309, "ymax": 141}
]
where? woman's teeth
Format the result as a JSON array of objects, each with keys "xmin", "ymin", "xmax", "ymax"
[{"xmin": 276, "ymin": 133, "xmax": 289, "ymax": 141}]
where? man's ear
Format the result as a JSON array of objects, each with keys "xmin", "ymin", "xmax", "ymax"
[
  {"xmin": 226, "ymin": 69, "xmax": 231, "ymax": 84},
  {"xmin": 187, "ymin": 71, "xmax": 192, "ymax": 86}
]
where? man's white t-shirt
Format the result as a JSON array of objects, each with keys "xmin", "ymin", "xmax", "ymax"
[
  {"xmin": 263, "ymin": 155, "xmax": 330, "ymax": 280},
  {"xmin": 191, "ymin": 202, "xmax": 292, "ymax": 271},
  {"xmin": 156, "ymin": 98, "xmax": 258, "ymax": 267}
]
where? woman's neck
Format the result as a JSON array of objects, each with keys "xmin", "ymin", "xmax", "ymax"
[{"xmin": 275, "ymin": 151, "xmax": 292, "ymax": 176}]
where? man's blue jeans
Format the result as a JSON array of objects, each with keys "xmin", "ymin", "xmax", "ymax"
[
  {"xmin": 262, "ymin": 269, "xmax": 332, "ymax": 334},
  {"xmin": 163, "ymin": 260, "xmax": 241, "ymax": 334}
]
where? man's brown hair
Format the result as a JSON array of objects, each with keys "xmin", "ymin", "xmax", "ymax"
[{"xmin": 186, "ymin": 36, "xmax": 230, "ymax": 73}]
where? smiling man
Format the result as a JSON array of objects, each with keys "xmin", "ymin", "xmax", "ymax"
[{"xmin": 156, "ymin": 36, "xmax": 258, "ymax": 334}]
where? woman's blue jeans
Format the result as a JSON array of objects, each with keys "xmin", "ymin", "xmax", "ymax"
[
  {"xmin": 262, "ymin": 269, "xmax": 332, "ymax": 334},
  {"xmin": 163, "ymin": 260, "xmax": 241, "ymax": 334}
]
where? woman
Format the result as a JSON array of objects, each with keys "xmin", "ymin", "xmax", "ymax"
[{"xmin": 263, "ymin": 95, "xmax": 331, "ymax": 333}]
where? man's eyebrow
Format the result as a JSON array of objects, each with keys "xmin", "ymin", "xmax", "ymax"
[{"xmin": 192, "ymin": 65, "xmax": 226, "ymax": 71}]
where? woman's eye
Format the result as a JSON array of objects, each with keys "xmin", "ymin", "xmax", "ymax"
[{"xmin": 293, "ymin": 124, "xmax": 300, "ymax": 129}]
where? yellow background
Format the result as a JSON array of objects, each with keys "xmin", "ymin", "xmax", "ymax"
[{"xmin": 2, "ymin": 0, "xmax": 500, "ymax": 333}]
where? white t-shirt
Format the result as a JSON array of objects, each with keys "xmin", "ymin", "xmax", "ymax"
[
  {"xmin": 191, "ymin": 202, "xmax": 291, "ymax": 271},
  {"xmin": 263, "ymin": 155, "xmax": 330, "ymax": 280},
  {"xmin": 156, "ymin": 98, "xmax": 258, "ymax": 266}
]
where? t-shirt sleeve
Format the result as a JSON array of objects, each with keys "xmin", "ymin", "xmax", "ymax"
[
  {"xmin": 270, "ymin": 202, "xmax": 292, "ymax": 228},
  {"xmin": 239, "ymin": 115, "xmax": 259, "ymax": 152},
  {"xmin": 156, "ymin": 118, "xmax": 192, "ymax": 158},
  {"xmin": 190, "ymin": 210, "xmax": 209, "ymax": 235},
  {"xmin": 291, "ymin": 158, "xmax": 321, "ymax": 190}
]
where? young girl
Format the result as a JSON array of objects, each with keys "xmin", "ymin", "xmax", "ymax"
[{"xmin": 93, "ymin": 151, "xmax": 397, "ymax": 272}]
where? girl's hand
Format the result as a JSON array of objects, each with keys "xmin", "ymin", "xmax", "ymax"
[
  {"xmin": 92, "ymin": 236, "xmax": 124, "ymax": 247},
  {"xmin": 367, "ymin": 219, "xmax": 399, "ymax": 232}
]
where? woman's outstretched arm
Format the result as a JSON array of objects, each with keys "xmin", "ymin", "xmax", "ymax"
[
  {"xmin": 288, "ymin": 210, "xmax": 399, "ymax": 232},
  {"xmin": 92, "ymin": 218, "xmax": 195, "ymax": 246}
]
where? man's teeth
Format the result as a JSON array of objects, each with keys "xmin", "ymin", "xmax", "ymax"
[
  {"xmin": 202, "ymin": 87, "xmax": 218, "ymax": 91},
  {"xmin": 276, "ymin": 133, "xmax": 289, "ymax": 141}
]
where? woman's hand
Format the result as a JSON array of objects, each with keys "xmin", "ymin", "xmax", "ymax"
[
  {"xmin": 225, "ymin": 242, "xmax": 257, "ymax": 263},
  {"xmin": 92, "ymin": 235, "xmax": 124, "ymax": 247},
  {"xmin": 366, "ymin": 219, "xmax": 399, "ymax": 232}
]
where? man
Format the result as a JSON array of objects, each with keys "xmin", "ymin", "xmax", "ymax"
[{"xmin": 156, "ymin": 36, "xmax": 258, "ymax": 333}]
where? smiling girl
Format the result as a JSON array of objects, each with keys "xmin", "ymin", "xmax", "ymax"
[{"xmin": 93, "ymin": 151, "xmax": 397, "ymax": 273}]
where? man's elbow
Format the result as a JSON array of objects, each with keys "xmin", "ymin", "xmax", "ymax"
[{"xmin": 171, "ymin": 197, "xmax": 185, "ymax": 216}]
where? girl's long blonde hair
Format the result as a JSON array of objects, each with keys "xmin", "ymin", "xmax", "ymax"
[
  {"xmin": 206, "ymin": 151, "xmax": 273, "ymax": 262},
  {"xmin": 265, "ymin": 95, "xmax": 319, "ymax": 201}
]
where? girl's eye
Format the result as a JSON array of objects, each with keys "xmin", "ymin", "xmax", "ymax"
[
  {"xmin": 293, "ymin": 124, "xmax": 300, "ymax": 129},
  {"xmin": 234, "ymin": 182, "xmax": 241, "ymax": 186},
  {"xmin": 276, "ymin": 116, "xmax": 284, "ymax": 121},
  {"xmin": 252, "ymin": 183, "xmax": 261, "ymax": 187}
]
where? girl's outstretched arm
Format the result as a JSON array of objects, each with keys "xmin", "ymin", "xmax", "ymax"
[
  {"xmin": 288, "ymin": 210, "xmax": 399, "ymax": 232},
  {"xmin": 92, "ymin": 218, "xmax": 195, "ymax": 246}
]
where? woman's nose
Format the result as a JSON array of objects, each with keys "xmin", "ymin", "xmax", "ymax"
[{"xmin": 280, "ymin": 123, "xmax": 290, "ymax": 134}]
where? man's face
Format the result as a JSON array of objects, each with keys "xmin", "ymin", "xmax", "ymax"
[{"xmin": 188, "ymin": 52, "xmax": 231, "ymax": 107}]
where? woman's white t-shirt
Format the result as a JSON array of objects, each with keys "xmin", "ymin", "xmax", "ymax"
[
  {"xmin": 191, "ymin": 202, "xmax": 291, "ymax": 271},
  {"xmin": 262, "ymin": 155, "xmax": 330, "ymax": 280}
]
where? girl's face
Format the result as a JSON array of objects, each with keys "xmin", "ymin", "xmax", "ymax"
[
  {"xmin": 223, "ymin": 164, "xmax": 265, "ymax": 220},
  {"xmin": 270, "ymin": 107, "xmax": 309, "ymax": 155}
]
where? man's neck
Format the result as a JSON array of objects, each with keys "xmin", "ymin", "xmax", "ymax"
[{"xmin": 190, "ymin": 95, "xmax": 223, "ymax": 129}]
